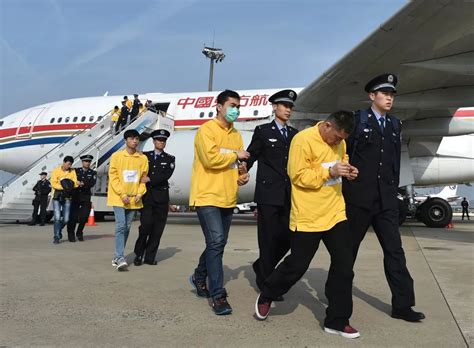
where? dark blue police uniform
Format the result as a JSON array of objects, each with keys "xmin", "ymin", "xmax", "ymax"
[
  {"xmin": 134, "ymin": 129, "xmax": 175, "ymax": 265},
  {"xmin": 343, "ymin": 74, "xmax": 423, "ymax": 321},
  {"xmin": 30, "ymin": 172, "xmax": 51, "ymax": 225},
  {"xmin": 67, "ymin": 155, "xmax": 97, "ymax": 241},
  {"xmin": 246, "ymin": 89, "xmax": 298, "ymax": 292}
]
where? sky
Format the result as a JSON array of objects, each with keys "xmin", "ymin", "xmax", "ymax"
[{"xmin": 0, "ymin": 0, "xmax": 407, "ymax": 116}]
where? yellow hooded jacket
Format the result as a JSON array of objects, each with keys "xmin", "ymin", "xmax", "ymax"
[
  {"xmin": 107, "ymin": 149, "xmax": 148, "ymax": 209},
  {"xmin": 189, "ymin": 119, "xmax": 244, "ymax": 208}
]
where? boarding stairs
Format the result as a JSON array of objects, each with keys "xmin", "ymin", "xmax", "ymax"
[{"xmin": 0, "ymin": 108, "xmax": 174, "ymax": 222}]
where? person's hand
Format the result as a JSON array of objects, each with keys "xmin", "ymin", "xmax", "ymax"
[
  {"xmin": 237, "ymin": 173, "xmax": 250, "ymax": 186},
  {"xmin": 346, "ymin": 165, "xmax": 359, "ymax": 181},
  {"xmin": 122, "ymin": 195, "xmax": 130, "ymax": 204},
  {"xmin": 238, "ymin": 162, "xmax": 248, "ymax": 175},
  {"xmin": 236, "ymin": 150, "xmax": 250, "ymax": 161},
  {"xmin": 329, "ymin": 162, "xmax": 351, "ymax": 178},
  {"xmin": 141, "ymin": 175, "xmax": 150, "ymax": 183},
  {"xmin": 134, "ymin": 194, "xmax": 142, "ymax": 203},
  {"xmin": 79, "ymin": 181, "xmax": 84, "ymax": 187}
]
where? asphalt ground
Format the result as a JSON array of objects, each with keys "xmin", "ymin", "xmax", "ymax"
[{"xmin": 0, "ymin": 214, "xmax": 472, "ymax": 347}]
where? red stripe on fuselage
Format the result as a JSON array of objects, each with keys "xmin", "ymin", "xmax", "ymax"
[
  {"xmin": 454, "ymin": 109, "xmax": 474, "ymax": 117},
  {"xmin": 0, "ymin": 123, "xmax": 95, "ymax": 138}
]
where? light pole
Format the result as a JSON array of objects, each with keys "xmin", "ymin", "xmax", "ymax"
[{"xmin": 202, "ymin": 46, "xmax": 225, "ymax": 91}]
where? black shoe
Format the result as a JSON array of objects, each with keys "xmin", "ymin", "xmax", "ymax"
[
  {"xmin": 69, "ymin": 239, "xmax": 76, "ymax": 242},
  {"xmin": 28, "ymin": 222, "xmax": 36, "ymax": 226},
  {"xmin": 188, "ymin": 275, "xmax": 210, "ymax": 298},
  {"xmin": 144, "ymin": 260, "xmax": 157, "ymax": 265},
  {"xmin": 134, "ymin": 257, "xmax": 143, "ymax": 266},
  {"xmin": 77, "ymin": 236, "xmax": 84, "ymax": 241},
  {"xmin": 212, "ymin": 296, "xmax": 232, "ymax": 315},
  {"xmin": 53, "ymin": 239, "xmax": 60, "ymax": 245},
  {"xmin": 39, "ymin": 223, "xmax": 45, "ymax": 226},
  {"xmin": 392, "ymin": 307, "xmax": 425, "ymax": 322}
]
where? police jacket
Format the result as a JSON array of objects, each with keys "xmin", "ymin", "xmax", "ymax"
[
  {"xmin": 246, "ymin": 120, "xmax": 298, "ymax": 206},
  {"xmin": 72, "ymin": 167, "xmax": 97, "ymax": 202},
  {"xmin": 33, "ymin": 180, "xmax": 51, "ymax": 199},
  {"xmin": 343, "ymin": 108, "xmax": 401, "ymax": 210},
  {"xmin": 131, "ymin": 99, "xmax": 140, "ymax": 116},
  {"xmin": 143, "ymin": 150, "xmax": 175, "ymax": 205}
]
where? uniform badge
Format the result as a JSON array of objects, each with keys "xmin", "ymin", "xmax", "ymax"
[
  {"xmin": 388, "ymin": 75, "xmax": 394, "ymax": 83},
  {"xmin": 269, "ymin": 138, "xmax": 277, "ymax": 142},
  {"xmin": 170, "ymin": 163, "xmax": 175, "ymax": 169},
  {"xmin": 289, "ymin": 91, "xmax": 294, "ymax": 98},
  {"xmin": 363, "ymin": 128, "xmax": 370, "ymax": 133}
]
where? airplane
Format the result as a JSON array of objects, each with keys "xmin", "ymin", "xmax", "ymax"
[{"xmin": 1, "ymin": 0, "xmax": 473, "ymax": 228}]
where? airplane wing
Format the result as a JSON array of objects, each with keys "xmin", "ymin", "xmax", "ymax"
[{"xmin": 294, "ymin": 0, "xmax": 474, "ymax": 121}]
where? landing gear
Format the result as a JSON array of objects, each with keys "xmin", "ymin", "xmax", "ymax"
[{"xmin": 417, "ymin": 197, "xmax": 452, "ymax": 228}]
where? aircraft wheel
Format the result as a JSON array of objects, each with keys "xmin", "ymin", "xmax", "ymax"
[
  {"xmin": 419, "ymin": 197, "xmax": 452, "ymax": 228},
  {"xmin": 233, "ymin": 207, "xmax": 240, "ymax": 214}
]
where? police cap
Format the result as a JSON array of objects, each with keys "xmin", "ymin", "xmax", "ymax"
[
  {"xmin": 123, "ymin": 129, "xmax": 140, "ymax": 139},
  {"xmin": 151, "ymin": 129, "xmax": 170, "ymax": 140},
  {"xmin": 133, "ymin": 93, "xmax": 139, "ymax": 97},
  {"xmin": 80, "ymin": 154, "xmax": 94, "ymax": 161},
  {"xmin": 269, "ymin": 89, "xmax": 297, "ymax": 106},
  {"xmin": 365, "ymin": 73, "xmax": 398, "ymax": 93},
  {"xmin": 39, "ymin": 172, "xmax": 47, "ymax": 176}
]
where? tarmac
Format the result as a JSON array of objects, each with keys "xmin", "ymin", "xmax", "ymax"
[{"xmin": 0, "ymin": 214, "xmax": 472, "ymax": 347}]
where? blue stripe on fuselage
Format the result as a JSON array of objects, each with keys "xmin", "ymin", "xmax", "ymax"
[{"xmin": 0, "ymin": 136, "xmax": 71, "ymax": 149}]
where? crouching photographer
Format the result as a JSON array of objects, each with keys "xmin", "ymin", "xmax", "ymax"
[{"xmin": 50, "ymin": 156, "xmax": 78, "ymax": 244}]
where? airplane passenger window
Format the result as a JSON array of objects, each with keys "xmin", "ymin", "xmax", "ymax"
[
  {"xmin": 81, "ymin": 116, "xmax": 86, "ymax": 122},
  {"xmin": 89, "ymin": 116, "xmax": 94, "ymax": 122},
  {"xmin": 199, "ymin": 112, "xmax": 205, "ymax": 118},
  {"xmin": 57, "ymin": 117, "xmax": 63, "ymax": 123},
  {"xmin": 97, "ymin": 116, "xmax": 103, "ymax": 121},
  {"xmin": 65, "ymin": 117, "xmax": 70, "ymax": 123},
  {"xmin": 253, "ymin": 110, "xmax": 258, "ymax": 116},
  {"xmin": 50, "ymin": 118, "xmax": 55, "ymax": 123},
  {"xmin": 208, "ymin": 112, "xmax": 214, "ymax": 118},
  {"xmin": 0, "ymin": 121, "xmax": 3, "ymax": 127},
  {"xmin": 73, "ymin": 117, "xmax": 78, "ymax": 122}
]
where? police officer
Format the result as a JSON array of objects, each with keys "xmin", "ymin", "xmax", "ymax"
[
  {"xmin": 246, "ymin": 89, "xmax": 298, "ymax": 297},
  {"xmin": 461, "ymin": 197, "xmax": 470, "ymax": 220},
  {"xmin": 116, "ymin": 101, "xmax": 129, "ymax": 133},
  {"xmin": 67, "ymin": 155, "xmax": 97, "ymax": 242},
  {"xmin": 130, "ymin": 93, "xmax": 141, "ymax": 121},
  {"xmin": 29, "ymin": 172, "xmax": 51, "ymax": 226},
  {"xmin": 133, "ymin": 129, "xmax": 175, "ymax": 266},
  {"xmin": 343, "ymin": 74, "xmax": 425, "ymax": 322}
]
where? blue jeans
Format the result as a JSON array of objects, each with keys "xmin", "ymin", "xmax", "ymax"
[
  {"xmin": 113, "ymin": 206, "xmax": 136, "ymax": 259},
  {"xmin": 53, "ymin": 199, "xmax": 71, "ymax": 240},
  {"xmin": 194, "ymin": 206, "xmax": 233, "ymax": 299}
]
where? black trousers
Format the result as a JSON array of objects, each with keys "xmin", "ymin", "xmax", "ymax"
[
  {"xmin": 134, "ymin": 203, "xmax": 169, "ymax": 263},
  {"xmin": 67, "ymin": 200, "xmax": 91, "ymax": 240},
  {"xmin": 253, "ymin": 204, "xmax": 291, "ymax": 290},
  {"xmin": 32, "ymin": 197, "xmax": 48, "ymax": 224},
  {"xmin": 346, "ymin": 201, "xmax": 415, "ymax": 309},
  {"xmin": 262, "ymin": 221, "xmax": 354, "ymax": 330},
  {"xmin": 462, "ymin": 207, "xmax": 470, "ymax": 220}
]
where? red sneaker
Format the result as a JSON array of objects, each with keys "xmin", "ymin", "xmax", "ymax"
[
  {"xmin": 255, "ymin": 293, "xmax": 272, "ymax": 320},
  {"xmin": 324, "ymin": 325, "xmax": 360, "ymax": 339}
]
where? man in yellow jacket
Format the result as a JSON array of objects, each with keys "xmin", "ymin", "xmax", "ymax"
[
  {"xmin": 188, "ymin": 89, "xmax": 250, "ymax": 315},
  {"xmin": 107, "ymin": 129, "xmax": 148, "ymax": 271},
  {"xmin": 51, "ymin": 155, "xmax": 78, "ymax": 244},
  {"xmin": 255, "ymin": 111, "xmax": 362, "ymax": 339}
]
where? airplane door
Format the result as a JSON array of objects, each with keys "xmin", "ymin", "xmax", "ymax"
[{"xmin": 15, "ymin": 107, "xmax": 47, "ymax": 139}]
